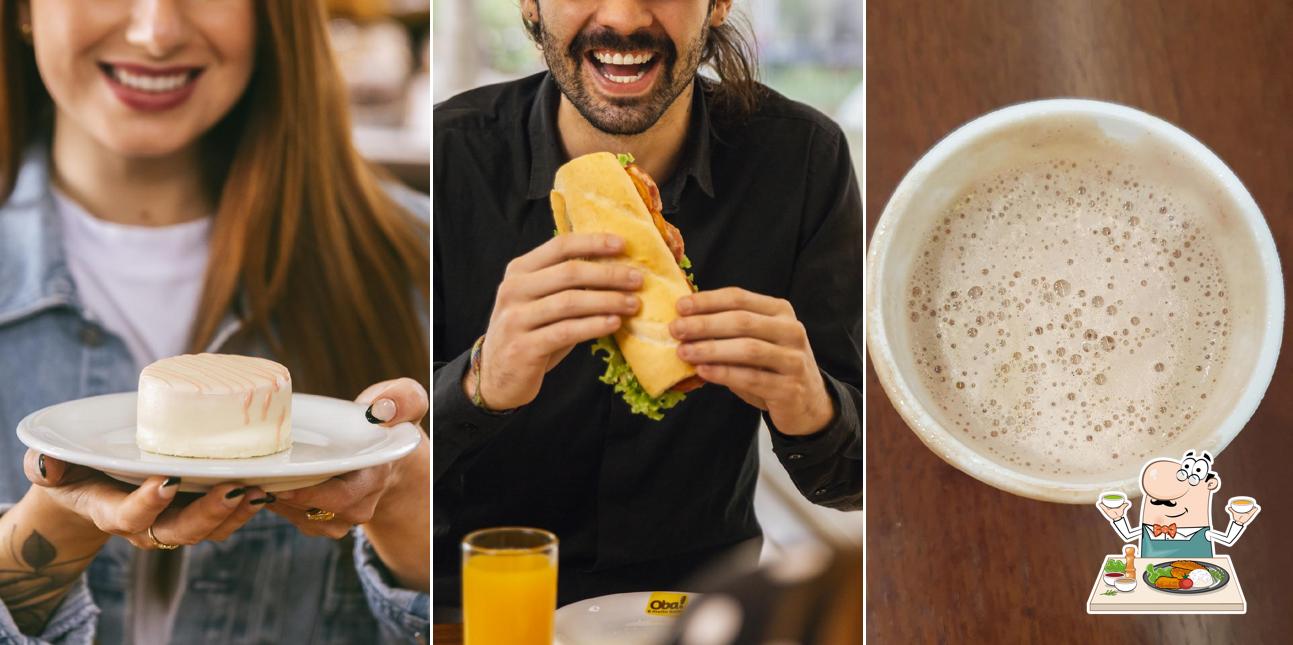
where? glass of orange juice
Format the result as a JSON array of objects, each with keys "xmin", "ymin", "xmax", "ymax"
[{"xmin": 462, "ymin": 527, "xmax": 558, "ymax": 645}]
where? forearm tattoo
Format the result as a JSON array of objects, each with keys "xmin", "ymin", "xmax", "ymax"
[{"xmin": 0, "ymin": 526, "xmax": 95, "ymax": 634}]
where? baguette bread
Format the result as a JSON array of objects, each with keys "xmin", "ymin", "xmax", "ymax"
[{"xmin": 551, "ymin": 152, "xmax": 697, "ymax": 398}]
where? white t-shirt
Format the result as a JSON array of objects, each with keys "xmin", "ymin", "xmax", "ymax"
[{"xmin": 54, "ymin": 189, "xmax": 211, "ymax": 369}]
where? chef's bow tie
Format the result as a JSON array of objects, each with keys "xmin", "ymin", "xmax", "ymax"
[{"xmin": 1151, "ymin": 523, "xmax": 1177, "ymax": 538}]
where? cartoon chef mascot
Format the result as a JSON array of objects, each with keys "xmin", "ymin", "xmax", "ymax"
[{"xmin": 1096, "ymin": 450, "xmax": 1259, "ymax": 558}]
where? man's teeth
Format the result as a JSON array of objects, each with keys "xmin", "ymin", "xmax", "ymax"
[
  {"xmin": 592, "ymin": 50, "xmax": 655, "ymax": 65},
  {"xmin": 603, "ymin": 70, "xmax": 646, "ymax": 84},
  {"xmin": 112, "ymin": 67, "xmax": 192, "ymax": 93}
]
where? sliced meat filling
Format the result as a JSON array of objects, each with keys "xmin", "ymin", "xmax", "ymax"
[
  {"xmin": 624, "ymin": 162, "xmax": 701, "ymax": 395},
  {"xmin": 625, "ymin": 163, "xmax": 685, "ymax": 264}
]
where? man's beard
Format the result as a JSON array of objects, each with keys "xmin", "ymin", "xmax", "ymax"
[{"xmin": 539, "ymin": 21, "xmax": 708, "ymax": 136}]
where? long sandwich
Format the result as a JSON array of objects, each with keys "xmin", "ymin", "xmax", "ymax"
[{"xmin": 551, "ymin": 152, "xmax": 704, "ymax": 420}]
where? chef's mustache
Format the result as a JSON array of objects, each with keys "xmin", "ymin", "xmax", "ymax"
[
  {"xmin": 569, "ymin": 28, "xmax": 676, "ymax": 64},
  {"xmin": 1148, "ymin": 498, "xmax": 1178, "ymax": 507}
]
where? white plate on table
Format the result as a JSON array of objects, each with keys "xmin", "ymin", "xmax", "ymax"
[
  {"xmin": 17, "ymin": 392, "xmax": 422, "ymax": 493},
  {"xmin": 554, "ymin": 591, "xmax": 697, "ymax": 645}
]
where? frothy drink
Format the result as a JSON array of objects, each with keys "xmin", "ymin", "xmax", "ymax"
[{"xmin": 906, "ymin": 126, "xmax": 1232, "ymax": 479}]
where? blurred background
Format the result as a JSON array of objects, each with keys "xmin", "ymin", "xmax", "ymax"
[
  {"xmin": 326, "ymin": 0, "xmax": 432, "ymax": 191},
  {"xmin": 432, "ymin": 0, "xmax": 863, "ymax": 561}
]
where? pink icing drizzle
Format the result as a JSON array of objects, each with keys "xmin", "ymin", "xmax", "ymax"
[
  {"xmin": 141, "ymin": 354, "xmax": 289, "ymax": 395},
  {"xmin": 242, "ymin": 391, "xmax": 253, "ymax": 425}
]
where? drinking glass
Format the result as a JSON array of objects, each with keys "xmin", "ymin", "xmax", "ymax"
[{"xmin": 462, "ymin": 527, "xmax": 558, "ymax": 645}]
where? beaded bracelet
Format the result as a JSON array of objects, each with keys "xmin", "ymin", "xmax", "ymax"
[{"xmin": 469, "ymin": 334, "xmax": 514, "ymax": 416}]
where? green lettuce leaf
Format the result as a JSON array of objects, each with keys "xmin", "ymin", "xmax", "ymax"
[
  {"xmin": 616, "ymin": 153, "xmax": 636, "ymax": 167},
  {"xmin": 591, "ymin": 336, "xmax": 686, "ymax": 421},
  {"xmin": 679, "ymin": 254, "xmax": 698, "ymax": 291}
]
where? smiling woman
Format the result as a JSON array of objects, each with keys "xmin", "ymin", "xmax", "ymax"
[
  {"xmin": 1, "ymin": 2, "xmax": 428, "ymax": 398},
  {"xmin": 25, "ymin": 0, "xmax": 255, "ymax": 158},
  {"xmin": 0, "ymin": 1, "xmax": 429, "ymax": 643}
]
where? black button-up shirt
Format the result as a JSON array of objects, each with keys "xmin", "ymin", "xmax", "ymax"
[{"xmin": 433, "ymin": 73, "xmax": 863, "ymax": 608}]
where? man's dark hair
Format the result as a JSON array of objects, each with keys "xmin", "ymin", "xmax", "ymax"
[{"xmin": 521, "ymin": 1, "xmax": 764, "ymax": 120}]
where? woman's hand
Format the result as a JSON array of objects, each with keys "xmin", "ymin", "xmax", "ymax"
[
  {"xmin": 670, "ymin": 287, "xmax": 836, "ymax": 436},
  {"xmin": 23, "ymin": 451, "xmax": 270, "ymax": 550},
  {"xmin": 4, "ymin": 452, "xmax": 270, "ymax": 635},
  {"xmin": 266, "ymin": 378, "xmax": 430, "ymax": 590}
]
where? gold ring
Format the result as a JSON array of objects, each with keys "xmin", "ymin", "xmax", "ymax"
[
  {"xmin": 305, "ymin": 508, "xmax": 336, "ymax": 521},
  {"xmin": 147, "ymin": 526, "xmax": 180, "ymax": 550}
]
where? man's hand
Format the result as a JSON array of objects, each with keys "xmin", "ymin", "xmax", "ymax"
[
  {"xmin": 467, "ymin": 234, "xmax": 642, "ymax": 410},
  {"xmin": 1228, "ymin": 503, "xmax": 1260, "ymax": 526},
  {"xmin": 1096, "ymin": 500, "xmax": 1132, "ymax": 522},
  {"xmin": 670, "ymin": 287, "xmax": 834, "ymax": 436}
]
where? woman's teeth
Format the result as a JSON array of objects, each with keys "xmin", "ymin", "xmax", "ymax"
[{"xmin": 112, "ymin": 67, "xmax": 193, "ymax": 93}]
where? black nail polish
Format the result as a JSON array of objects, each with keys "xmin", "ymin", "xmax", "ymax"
[
  {"xmin": 365, "ymin": 404, "xmax": 380, "ymax": 424},
  {"xmin": 250, "ymin": 493, "xmax": 275, "ymax": 505},
  {"xmin": 38, "ymin": 454, "xmax": 46, "ymax": 479},
  {"xmin": 225, "ymin": 487, "xmax": 246, "ymax": 499},
  {"xmin": 163, "ymin": 476, "xmax": 181, "ymax": 487}
]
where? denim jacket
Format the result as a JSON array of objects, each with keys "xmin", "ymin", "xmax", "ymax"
[{"xmin": 0, "ymin": 146, "xmax": 429, "ymax": 644}]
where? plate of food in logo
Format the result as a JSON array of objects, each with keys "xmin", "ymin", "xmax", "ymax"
[{"xmin": 1142, "ymin": 560, "xmax": 1230, "ymax": 594}]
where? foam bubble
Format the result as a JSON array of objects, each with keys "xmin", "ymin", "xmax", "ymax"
[{"xmin": 905, "ymin": 155, "xmax": 1232, "ymax": 478}]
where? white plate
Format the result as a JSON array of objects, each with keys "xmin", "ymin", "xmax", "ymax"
[
  {"xmin": 16, "ymin": 392, "xmax": 422, "ymax": 493},
  {"xmin": 554, "ymin": 591, "xmax": 697, "ymax": 645}
]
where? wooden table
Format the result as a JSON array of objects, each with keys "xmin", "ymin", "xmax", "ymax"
[
  {"xmin": 866, "ymin": 0, "xmax": 1293, "ymax": 641},
  {"xmin": 433, "ymin": 623, "xmax": 462, "ymax": 644},
  {"xmin": 1086, "ymin": 556, "xmax": 1246, "ymax": 614}
]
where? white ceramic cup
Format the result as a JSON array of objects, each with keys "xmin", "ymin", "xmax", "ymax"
[
  {"xmin": 1099, "ymin": 491, "xmax": 1128, "ymax": 509},
  {"xmin": 866, "ymin": 99, "xmax": 1283, "ymax": 503},
  {"xmin": 1228, "ymin": 496, "xmax": 1256, "ymax": 513}
]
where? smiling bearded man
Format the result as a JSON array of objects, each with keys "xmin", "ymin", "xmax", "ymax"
[
  {"xmin": 433, "ymin": 0, "xmax": 864, "ymax": 612},
  {"xmin": 532, "ymin": 0, "xmax": 709, "ymax": 135}
]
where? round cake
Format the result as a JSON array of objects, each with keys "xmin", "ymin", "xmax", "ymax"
[{"xmin": 137, "ymin": 353, "xmax": 293, "ymax": 458}]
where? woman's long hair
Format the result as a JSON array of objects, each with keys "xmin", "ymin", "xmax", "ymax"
[{"xmin": 0, "ymin": 2, "xmax": 429, "ymax": 400}]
